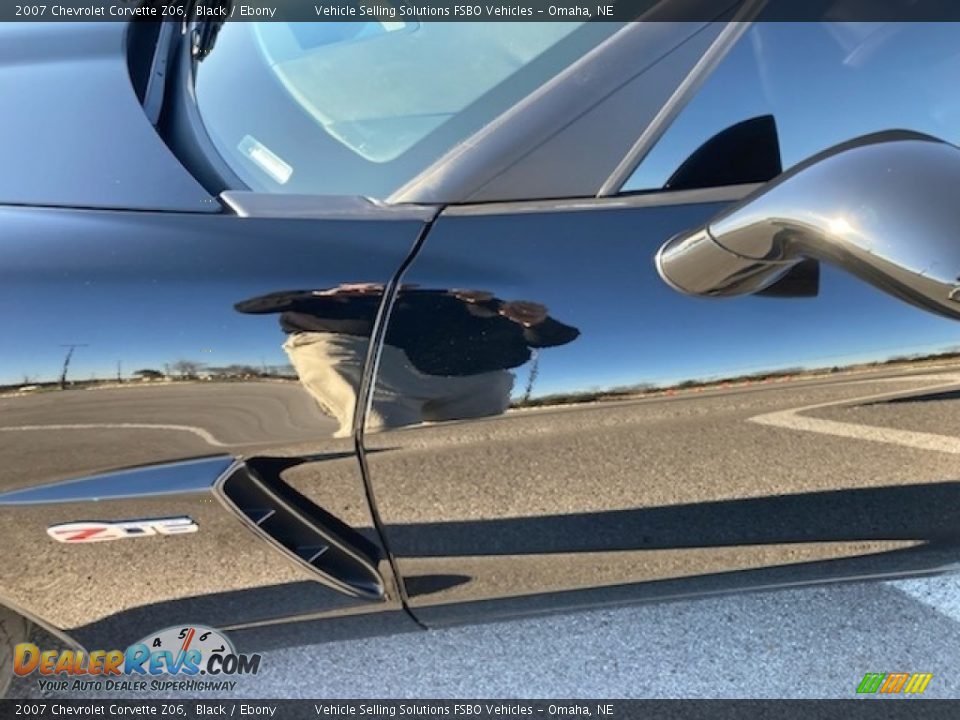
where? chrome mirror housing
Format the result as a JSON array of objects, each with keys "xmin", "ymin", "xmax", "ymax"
[{"xmin": 655, "ymin": 130, "xmax": 960, "ymax": 320}]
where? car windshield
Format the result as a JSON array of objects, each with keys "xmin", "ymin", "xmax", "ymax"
[{"xmin": 194, "ymin": 21, "xmax": 623, "ymax": 199}]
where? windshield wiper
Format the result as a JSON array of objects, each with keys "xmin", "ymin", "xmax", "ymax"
[
  {"xmin": 141, "ymin": 0, "xmax": 229, "ymax": 125},
  {"xmin": 192, "ymin": 0, "xmax": 232, "ymax": 60},
  {"xmin": 142, "ymin": 19, "xmax": 178, "ymax": 125}
]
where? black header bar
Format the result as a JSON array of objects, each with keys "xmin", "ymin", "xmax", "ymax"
[{"xmin": 6, "ymin": 0, "xmax": 960, "ymax": 22}]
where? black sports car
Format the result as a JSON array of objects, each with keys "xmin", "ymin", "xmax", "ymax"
[{"xmin": 4, "ymin": 9, "xmax": 960, "ymax": 696}]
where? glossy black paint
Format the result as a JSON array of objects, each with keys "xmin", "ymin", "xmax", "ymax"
[
  {"xmin": 8, "ymin": 186, "xmax": 960, "ymax": 650},
  {"xmin": 364, "ymin": 191, "xmax": 960, "ymax": 625},
  {"xmin": 0, "ymin": 24, "xmax": 215, "ymax": 212},
  {"xmin": 0, "ymin": 204, "xmax": 425, "ymax": 648}
]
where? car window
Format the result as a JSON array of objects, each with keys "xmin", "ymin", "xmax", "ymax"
[
  {"xmin": 622, "ymin": 22, "xmax": 960, "ymax": 192},
  {"xmin": 194, "ymin": 21, "xmax": 623, "ymax": 198}
]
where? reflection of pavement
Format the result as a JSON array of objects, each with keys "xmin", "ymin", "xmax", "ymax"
[
  {"xmin": 370, "ymin": 367, "xmax": 960, "ymax": 526},
  {"xmin": 3, "ymin": 366, "xmax": 958, "ymax": 495},
  {"xmin": 0, "ymin": 382, "xmax": 336, "ymax": 491},
  {"xmin": 9, "ymin": 366, "xmax": 960, "ymax": 698}
]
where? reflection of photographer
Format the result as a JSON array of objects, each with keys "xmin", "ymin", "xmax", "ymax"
[
  {"xmin": 386, "ymin": 288, "xmax": 579, "ymax": 377},
  {"xmin": 236, "ymin": 285, "xmax": 579, "ymax": 436}
]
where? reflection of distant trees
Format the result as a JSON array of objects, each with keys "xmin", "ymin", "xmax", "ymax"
[
  {"xmin": 209, "ymin": 364, "xmax": 259, "ymax": 378},
  {"xmin": 130, "ymin": 362, "xmax": 301, "ymax": 383},
  {"xmin": 204, "ymin": 364, "xmax": 298, "ymax": 379},
  {"xmin": 153, "ymin": 361, "xmax": 299, "ymax": 381},
  {"xmin": 1, "ymin": 360, "xmax": 299, "ymax": 392},
  {"xmin": 512, "ymin": 352, "xmax": 960, "ymax": 408},
  {"xmin": 170, "ymin": 359, "xmax": 203, "ymax": 379},
  {"xmin": 515, "ymin": 382, "xmax": 655, "ymax": 408},
  {"xmin": 134, "ymin": 369, "xmax": 164, "ymax": 380}
]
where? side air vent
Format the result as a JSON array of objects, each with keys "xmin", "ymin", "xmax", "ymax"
[{"xmin": 220, "ymin": 463, "xmax": 384, "ymax": 600}]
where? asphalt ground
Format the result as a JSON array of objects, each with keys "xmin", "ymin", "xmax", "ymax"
[{"xmin": 9, "ymin": 574, "xmax": 960, "ymax": 698}]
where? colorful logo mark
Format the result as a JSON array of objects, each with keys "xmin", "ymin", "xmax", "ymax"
[
  {"xmin": 857, "ymin": 672, "xmax": 933, "ymax": 695},
  {"xmin": 14, "ymin": 625, "xmax": 259, "ymax": 678},
  {"xmin": 47, "ymin": 517, "xmax": 198, "ymax": 543}
]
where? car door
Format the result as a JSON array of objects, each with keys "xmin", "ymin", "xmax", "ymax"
[
  {"xmin": 363, "ymin": 20, "xmax": 960, "ymax": 625},
  {"xmin": 0, "ymin": 18, "xmax": 719, "ymax": 652},
  {"xmin": 0, "ymin": 198, "xmax": 429, "ymax": 649}
]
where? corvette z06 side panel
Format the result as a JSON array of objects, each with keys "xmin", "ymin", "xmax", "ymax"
[
  {"xmin": 365, "ymin": 189, "xmax": 960, "ymax": 626},
  {"xmin": 0, "ymin": 204, "xmax": 426, "ymax": 651}
]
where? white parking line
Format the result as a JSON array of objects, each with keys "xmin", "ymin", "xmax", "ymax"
[
  {"xmin": 748, "ymin": 373, "xmax": 960, "ymax": 454},
  {"xmin": 0, "ymin": 423, "xmax": 227, "ymax": 447}
]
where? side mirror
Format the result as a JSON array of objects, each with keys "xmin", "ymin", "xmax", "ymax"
[
  {"xmin": 655, "ymin": 130, "xmax": 960, "ymax": 320},
  {"xmin": 664, "ymin": 114, "xmax": 782, "ymax": 191}
]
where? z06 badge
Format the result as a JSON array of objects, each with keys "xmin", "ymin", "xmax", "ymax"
[{"xmin": 47, "ymin": 517, "xmax": 198, "ymax": 543}]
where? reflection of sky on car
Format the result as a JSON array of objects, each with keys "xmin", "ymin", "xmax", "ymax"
[
  {"xmin": 0, "ymin": 282, "xmax": 292, "ymax": 386},
  {"xmin": 6, "ymin": 23, "xmax": 960, "ymax": 393},
  {"xmin": 3, "ymin": 261, "xmax": 960, "ymax": 395},
  {"xmin": 497, "ymin": 264, "xmax": 960, "ymax": 397},
  {"xmin": 627, "ymin": 22, "xmax": 960, "ymax": 191}
]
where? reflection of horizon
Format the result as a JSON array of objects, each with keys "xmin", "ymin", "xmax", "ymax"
[
  {"xmin": 0, "ymin": 369, "xmax": 302, "ymax": 395},
  {"xmin": 0, "ymin": 359, "xmax": 298, "ymax": 388},
  {"xmin": 8, "ymin": 347, "xmax": 960, "ymax": 399},
  {"xmin": 8, "ymin": 345, "xmax": 960, "ymax": 401},
  {"xmin": 513, "ymin": 349, "xmax": 960, "ymax": 408}
]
